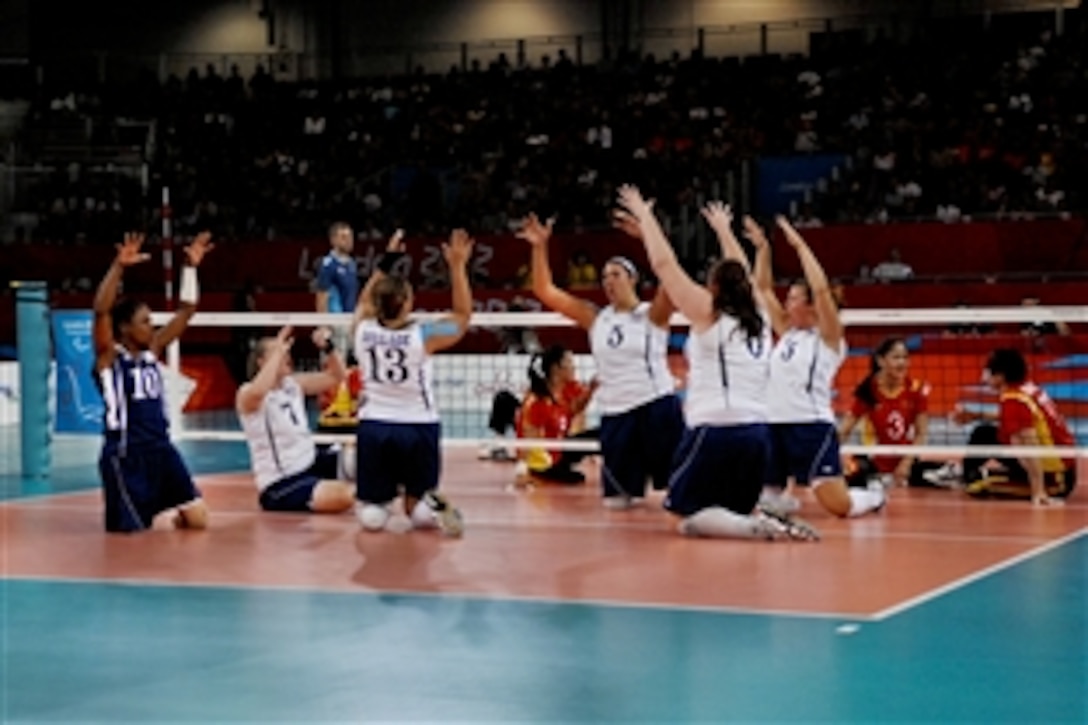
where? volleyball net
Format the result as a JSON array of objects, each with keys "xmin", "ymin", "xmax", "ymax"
[{"xmin": 148, "ymin": 306, "xmax": 1088, "ymax": 464}]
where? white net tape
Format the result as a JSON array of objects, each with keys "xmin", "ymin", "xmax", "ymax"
[{"xmin": 152, "ymin": 306, "xmax": 1087, "ymax": 460}]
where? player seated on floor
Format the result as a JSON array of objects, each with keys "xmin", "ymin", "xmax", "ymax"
[
  {"xmin": 237, "ymin": 326, "xmax": 356, "ymax": 514},
  {"xmin": 513, "ymin": 345, "xmax": 600, "ymax": 486},
  {"xmin": 951, "ymin": 348, "xmax": 1077, "ymax": 506},
  {"xmin": 838, "ymin": 336, "xmax": 949, "ymax": 488}
]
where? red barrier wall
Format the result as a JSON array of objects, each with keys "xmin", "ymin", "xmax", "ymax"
[{"xmin": 2, "ymin": 219, "xmax": 1085, "ymax": 297}]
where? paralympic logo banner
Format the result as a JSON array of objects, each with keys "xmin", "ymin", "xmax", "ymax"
[
  {"xmin": 757, "ymin": 154, "xmax": 848, "ymax": 215},
  {"xmin": 51, "ymin": 310, "xmax": 103, "ymax": 433}
]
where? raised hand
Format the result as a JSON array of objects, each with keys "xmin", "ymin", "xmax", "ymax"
[
  {"xmin": 617, "ymin": 184, "xmax": 655, "ymax": 221},
  {"xmin": 443, "ymin": 228, "xmax": 475, "ymax": 268},
  {"xmin": 183, "ymin": 231, "xmax": 215, "ymax": 267},
  {"xmin": 272, "ymin": 325, "xmax": 295, "ymax": 355},
  {"xmin": 743, "ymin": 216, "xmax": 769, "ymax": 249},
  {"xmin": 515, "ymin": 213, "xmax": 554, "ymax": 247},
  {"xmin": 115, "ymin": 232, "xmax": 150, "ymax": 267},
  {"xmin": 612, "ymin": 209, "xmax": 642, "ymax": 239},
  {"xmin": 774, "ymin": 215, "xmax": 805, "ymax": 249},
  {"xmin": 700, "ymin": 201, "xmax": 734, "ymax": 236},
  {"xmin": 387, "ymin": 228, "xmax": 406, "ymax": 253},
  {"xmin": 311, "ymin": 326, "xmax": 332, "ymax": 350}
]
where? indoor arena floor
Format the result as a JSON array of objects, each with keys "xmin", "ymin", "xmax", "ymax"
[{"xmin": 1, "ymin": 432, "xmax": 1085, "ymax": 723}]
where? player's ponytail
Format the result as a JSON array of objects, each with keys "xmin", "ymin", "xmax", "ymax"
[
  {"xmin": 854, "ymin": 336, "xmax": 903, "ymax": 407},
  {"xmin": 709, "ymin": 259, "xmax": 764, "ymax": 342},
  {"xmin": 527, "ymin": 345, "xmax": 567, "ymax": 400}
]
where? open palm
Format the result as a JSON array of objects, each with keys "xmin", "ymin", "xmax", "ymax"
[
  {"xmin": 184, "ymin": 232, "xmax": 215, "ymax": 267},
  {"xmin": 115, "ymin": 232, "xmax": 150, "ymax": 267}
]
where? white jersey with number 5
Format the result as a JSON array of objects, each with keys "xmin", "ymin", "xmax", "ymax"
[
  {"xmin": 684, "ymin": 313, "xmax": 772, "ymax": 427},
  {"xmin": 589, "ymin": 302, "xmax": 674, "ymax": 415},
  {"xmin": 239, "ymin": 377, "xmax": 316, "ymax": 490},
  {"xmin": 354, "ymin": 319, "xmax": 438, "ymax": 424},
  {"xmin": 767, "ymin": 327, "xmax": 846, "ymax": 424}
]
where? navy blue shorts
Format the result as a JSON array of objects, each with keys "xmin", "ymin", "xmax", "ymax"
[
  {"xmin": 356, "ymin": 420, "xmax": 441, "ymax": 504},
  {"xmin": 599, "ymin": 394, "xmax": 685, "ymax": 498},
  {"xmin": 259, "ymin": 447, "xmax": 341, "ymax": 512},
  {"xmin": 99, "ymin": 442, "xmax": 201, "ymax": 533},
  {"xmin": 767, "ymin": 422, "xmax": 842, "ymax": 486},
  {"xmin": 664, "ymin": 424, "xmax": 770, "ymax": 517}
]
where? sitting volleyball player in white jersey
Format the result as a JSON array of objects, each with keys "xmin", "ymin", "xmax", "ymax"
[
  {"xmin": 351, "ymin": 229, "xmax": 472, "ymax": 535},
  {"xmin": 236, "ymin": 325, "xmax": 355, "ymax": 513},
  {"xmin": 518, "ymin": 213, "xmax": 683, "ymax": 509},
  {"xmin": 616, "ymin": 188, "xmax": 816, "ymax": 539},
  {"xmin": 748, "ymin": 216, "xmax": 885, "ymax": 518}
]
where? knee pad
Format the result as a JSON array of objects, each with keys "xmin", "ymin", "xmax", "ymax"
[
  {"xmin": 356, "ymin": 503, "xmax": 389, "ymax": 531},
  {"xmin": 338, "ymin": 443, "xmax": 357, "ymax": 481}
]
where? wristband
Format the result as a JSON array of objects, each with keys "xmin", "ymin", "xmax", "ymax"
[
  {"xmin": 322, "ymin": 338, "xmax": 335, "ymax": 354},
  {"xmin": 376, "ymin": 251, "xmax": 407, "ymax": 275},
  {"xmin": 179, "ymin": 266, "xmax": 199, "ymax": 304}
]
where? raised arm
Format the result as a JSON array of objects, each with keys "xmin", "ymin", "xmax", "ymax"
[
  {"xmin": 293, "ymin": 326, "xmax": 348, "ymax": 396},
  {"xmin": 744, "ymin": 216, "xmax": 788, "ymax": 337},
  {"xmin": 352, "ymin": 230, "xmax": 404, "ymax": 332},
  {"xmin": 518, "ymin": 214, "xmax": 597, "ymax": 331},
  {"xmin": 93, "ymin": 233, "xmax": 151, "ymax": 370},
  {"xmin": 701, "ymin": 202, "xmax": 750, "ymax": 274},
  {"xmin": 776, "ymin": 216, "xmax": 843, "ymax": 348},
  {"xmin": 151, "ymin": 232, "xmax": 214, "ymax": 357},
  {"xmin": 613, "ymin": 210, "xmax": 673, "ymax": 328},
  {"xmin": 617, "ymin": 185, "xmax": 714, "ymax": 331},
  {"xmin": 236, "ymin": 326, "xmax": 294, "ymax": 414},
  {"xmin": 424, "ymin": 229, "xmax": 474, "ymax": 354}
]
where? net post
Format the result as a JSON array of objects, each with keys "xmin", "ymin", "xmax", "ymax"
[
  {"xmin": 162, "ymin": 186, "xmax": 174, "ymax": 312},
  {"xmin": 13, "ymin": 280, "xmax": 51, "ymax": 479}
]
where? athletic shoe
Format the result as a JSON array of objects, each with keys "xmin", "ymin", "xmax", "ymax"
[
  {"xmin": 603, "ymin": 495, "xmax": 634, "ymax": 510},
  {"xmin": 922, "ymin": 461, "xmax": 963, "ymax": 488},
  {"xmin": 868, "ymin": 485, "xmax": 889, "ymax": 514},
  {"xmin": 424, "ymin": 491, "xmax": 464, "ymax": 538},
  {"xmin": 756, "ymin": 505, "xmax": 821, "ymax": 541},
  {"xmin": 751, "ymin": 512, "xmax": 791, "ymax": 540},
  {"xmin": 758, "ymin": 490, "xmax": 802, "ymax": 517}
]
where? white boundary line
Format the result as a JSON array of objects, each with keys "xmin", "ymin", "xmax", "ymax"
[
  {"xmin": 3, "ymin": 500, "xmax": 1068, "ymax": 545},
  {"xmin": 868, "ymin": 526, "xmax": 1088, "ymax": 621},
  {"xmin": 0, "ymin": 573, "xmax": 858, "ymax": 622}
]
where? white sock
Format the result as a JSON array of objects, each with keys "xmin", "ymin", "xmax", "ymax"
[
  {"xmin": 356, "ymin": 503, "xmax": 390, "ymax": 531},
  {"xmin": 410, "ymin": 499, "xmax": 437, "ymax": 529},
  {"xmin": 681, "ymin": 507, "xmax": 765, "ymax": 539},
  {"xmin": 848, "ymin": 488, "xmax": 885, "ymax": 517}
]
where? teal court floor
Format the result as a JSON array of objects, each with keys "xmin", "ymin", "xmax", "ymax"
[{"xmin": 1, "ymin": 430, "xmax": 1085, "ymax": 723}]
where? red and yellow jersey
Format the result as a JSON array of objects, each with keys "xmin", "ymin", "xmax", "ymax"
[
  {"xmin": 516, "ymin": 393, "xmax": 573, "ymax": 471},
  {"xmin": 999, "ymin": 383, "xmax": 1075, "ymax": 473},
  {"xmin": 852, "ymin": 377, "xmax": 929, "ymax": 472},
  {"xmin": 318, "ymin": 367, "xmax": 364, "ymax": 428}
]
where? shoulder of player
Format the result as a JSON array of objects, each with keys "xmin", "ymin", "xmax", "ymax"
[{"xmin": 907, "ymin": 378, "xmax": 931, "ymax": 396}]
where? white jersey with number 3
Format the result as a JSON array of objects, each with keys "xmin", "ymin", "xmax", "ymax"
[
  {"xmin": 589, "ymin": 302, "xmax": 674, "ymax": 415},
  {"xmin": 239, "ymin": 377, "xmax": 316, "ymax": 490},
  {"xmin": 354, "ymin": 319, "xmax": 438, "ymax": 424},
  {"xmin": 683, "ymin": 313, "xmax": 772, "ymax": 427},
  {"xmin": 767, "ymin": 327, "xmax": 846, "ymax": 424}
]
